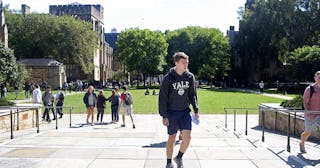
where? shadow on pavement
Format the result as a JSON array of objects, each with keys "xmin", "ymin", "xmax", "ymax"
[
  {"xmin": 297, "ymin": 153, "xmax": 320, "ymax": 167},
  {"xmin": 142, "ymin": 140, "xmax": 180, "ymax": 148}
]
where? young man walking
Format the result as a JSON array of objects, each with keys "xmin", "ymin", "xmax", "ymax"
[
  {"xmin": 42, "ymin": 86, "xmax": 55, "ymax": 122},
  {"xmin": 159, "ymin": 52, "xmax": 199, "ymax": 168},
  {"xmin": 300, "ymin": 71, "xmax": 320, "ymax": 153},
  {"xmin": 119, "ymin": 86, "xmax": 135, "ymax": 128}
]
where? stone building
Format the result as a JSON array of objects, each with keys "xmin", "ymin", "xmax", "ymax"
[
  {"xmin": 227, "ymin": 26, "xmax": 238, "ymax": 44},
  {"xmin": 105, "ymin": 29, "xmax": 120, "ymax": 71},
  {"xmin": 0, "ymin": 0, "xmax": 8, "ymax": 48},
  {"xmin": 49, "ymin": 3, "xmax": 113, "ymax": 85},
  {"xmin": 18, "ymin": 59, "xmax": 66, "ymax": 88}
]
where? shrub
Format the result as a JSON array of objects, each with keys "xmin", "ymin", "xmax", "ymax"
[
  {"xmin": 280, "ymin": 95, "xmax": 303, "ymax": 109},
  {"xmin": 0, "ymin": 98, "xmax": 15, "ymax": 106}
]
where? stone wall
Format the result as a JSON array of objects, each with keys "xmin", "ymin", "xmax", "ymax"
[
  {"xmin": 0, "ymin": 108, "xmax": 42, "ymax": 133},
  {"xmin": 259, "ymin": 103, "xmax": 320, "ymax": 140},
  {"xmin": 25, "ymin": 65, "xmax": 64, "ymax": 88}
]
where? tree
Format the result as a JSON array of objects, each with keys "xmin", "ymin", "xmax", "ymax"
[
  {"xmin": 6, "ymin": 12, "xmax": 97, "ymax": 74},
  {"xmin": 0, "ymin": 43, "xmax": 28, "ymax": 85},
  {"xmin": 287, "ymin": 45, "xmax": 320, "ymax": 81},
  {"xmin": 117, "ymin": 28, "xmax": 168, "ymax": 85},
  {"xmin": 166, "ymin": 27, "xmax": 231, "ymax": 82},
  {"xmin": 235, "ymin": 0, "xmax": 320, "ymax": 81}
]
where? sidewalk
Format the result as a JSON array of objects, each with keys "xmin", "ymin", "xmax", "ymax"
[
  {"xmin": 229, "ymin": 88, "xmax": 293, "ymax": 100},
  {"xmin": 1, "ymin": 114, "xmax": 319, "ymax": 168}
]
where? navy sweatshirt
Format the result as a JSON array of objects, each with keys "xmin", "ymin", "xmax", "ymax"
[{"xmin": 158, "ymin": 68, "xmax": 199, "ymax": 118}]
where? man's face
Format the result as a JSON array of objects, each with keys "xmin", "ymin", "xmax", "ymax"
[
  {"xmin": 175, "ymin": 58, "xmax": 189, "ymax": 72},
  {"xmin": 315, "ymin": 74, "xmax": 320, "ymax": 82}
]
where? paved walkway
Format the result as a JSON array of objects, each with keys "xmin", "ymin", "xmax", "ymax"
[
  {"xmin": 1, "ymin": 114, "xmax": 319, "ymax": 168},
  {"xmin": 230, "ymin": 88, "xmax": 293, "ymax": 100}
]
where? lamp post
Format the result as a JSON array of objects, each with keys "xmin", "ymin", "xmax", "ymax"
[{"xmin": 283, "ymin": 62, "xmax": 291, "ymax": 95}]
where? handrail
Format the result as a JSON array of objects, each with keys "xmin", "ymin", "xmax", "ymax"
[
  {"xmin": 0, "ymin": 105, "xmax": 73, "ymax": 140},
  {"xmin": 224, "ymin": 106, "xmax": 320, "ymax": 153}
]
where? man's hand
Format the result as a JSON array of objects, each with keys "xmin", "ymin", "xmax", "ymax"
[
  {"xmin": 194, "ymin": 112, "xmax": 199, "ymax": 119},
  {"xmin": 162, "ymin": 118, "xmax": 169, "ymax": 126}
]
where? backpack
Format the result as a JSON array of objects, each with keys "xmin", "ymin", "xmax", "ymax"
[
  {"xmin": 124, "ymin": 92, "xmax": 133, "ymax": 105},
  {"xmin": 310, "ymin": 85, "xmax": 315, "ymax": 98},
  {"xmin": 59, "ymin": 92, "xmax": 65, "ymax": 101}
]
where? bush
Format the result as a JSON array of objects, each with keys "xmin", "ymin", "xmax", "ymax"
[
  {"xmin": 0, "ymin": 98, "xmax": 15, "ymax": 106},
  {"xmin": 280, "ymin": 95, "xmax": 303, "ymax": 109}
]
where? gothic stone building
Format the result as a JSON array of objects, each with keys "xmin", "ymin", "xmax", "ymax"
[{"xmin": 49, "ymin": 3, "xmax": 113, "ymax": 85}]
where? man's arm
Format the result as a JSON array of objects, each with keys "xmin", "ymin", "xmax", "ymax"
[
  {"xmin": 159, "ymin": 75, "xmax": 170, "ymax": 118},
  {"xmin": 303, "ymin": 86, "xmax": 311, "ymax": 110},
  {"xmin": 189, "ymin": 75, "xmax": 199, "ymax": 114}
]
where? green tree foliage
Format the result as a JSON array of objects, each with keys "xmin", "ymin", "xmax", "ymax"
[
  {"xmin": 287, "ymin": 45, "xmax": 320, "ymax": 81},
  {"xmin": 0, "ymin": 43, "xmax": 28, "ymax": 85},
  {"xmin": 166, "ymin": 26, "xmax": 231, "ymax": 81},
  {"xmin": 235, "ymin": 0, "xmax": 320, "ymax": 81},
  {"xmin": 117, "ymin": 28, "xmax": 168, "ymax": 83},
  {"xmin": 6, "ymin": 12, "xmax": 97, "ymax": 74}
]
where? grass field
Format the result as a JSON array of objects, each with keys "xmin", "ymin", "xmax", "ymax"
[
  {"xmin": 61, "ymin": 89, "xmax": 285, "ymax": 114},
  {"xmin": 3, "ymin": 88, "xmax": 287, "ymax": 114}
]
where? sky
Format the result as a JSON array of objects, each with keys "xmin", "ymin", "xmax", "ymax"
[{"xmin": 3, "ymin": 0, "xmax": 247, "ymax": 34}]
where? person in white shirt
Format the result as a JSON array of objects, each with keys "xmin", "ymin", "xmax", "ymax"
[
  {"xmin": 32, "ymin": 85, "xmax": 42, "ymax": 104},
  {"xmin": 259, "ymin": 81, "xmax": 264, "ymax": 93}
]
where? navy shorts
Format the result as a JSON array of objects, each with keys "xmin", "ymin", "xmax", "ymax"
[{"xmin": 167, "ymin": 108, "xmax": 191, "ymax": 135}]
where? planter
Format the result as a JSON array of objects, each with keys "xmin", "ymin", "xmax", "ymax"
[{"xmin": 258, "ymin": 103, "xmax": 320, "ymax": 140}]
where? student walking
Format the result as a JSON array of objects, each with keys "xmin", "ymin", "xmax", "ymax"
[
  {"xmin": 83, "ymin": 85, "xmax": 97, "ymax": 126},
  {"xmin": 300, "ymin": 71, "xmax": 320, "ymax": 153},
  {"xmin": 259, "ymin": 81, "xmax": 264, "ymax": 93},
  {"xmin": 119, "ymin": 86, "xmax": 135, "ymax": 128},
  {"xmin": 106, "ymin": 89, "xmax": 120, "ymax": 123},
  {"xmin": 159, "ymin": 52, "xmax": 199, "ymax": 168},
  {"xmin": 32, "ymin": 84, "xmax": 42, "ymax": 104},
  {"xmin": 96, "ymin": 90, "xmax": 107, "ymax": 122},
  {"xmin": 42, "ymin": 86, "xmax": 55, "ymax": 122},
  {"xmin": 14, "ymin": 82, "xmax": 19, "ymax": 99},
  {"xmin": 55, "ymin": 87, "xmax": 64, "ymax": 118},
  {"xmin": 24, "ymin": 82, "xmax": 30, "ymax": 99}
]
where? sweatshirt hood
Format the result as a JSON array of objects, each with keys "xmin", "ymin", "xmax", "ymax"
[{"xmin": 169, "ymin": 67, "xmax": 191, "ymax": 77}]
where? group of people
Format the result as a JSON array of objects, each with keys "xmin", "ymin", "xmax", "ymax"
[
  {"xmin": 83, "ymin": 85, "xmax": 135, "ymax": 128},
  {"xmin": 31, "ymin": 85, "xmax": 65, "ymax": 122},
  {"xmin": 144, "ymin": 88, "xmax": 158, "ymax": 95}
]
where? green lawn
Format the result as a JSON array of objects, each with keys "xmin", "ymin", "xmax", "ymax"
[
  {"xmin": 62, "ymin": 89, "xmax": 284, "ymax": 114},
  {"xmin": 3, "ymin": 89, "xmax": 285, "ymax": 114}
]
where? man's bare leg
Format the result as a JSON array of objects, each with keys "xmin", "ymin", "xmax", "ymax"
[{"xmin": 166, "ymin": 134, "xmax": 177, "ymax": 160}]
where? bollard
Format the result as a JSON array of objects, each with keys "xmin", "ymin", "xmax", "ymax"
[
  {"xmin": 262, "ymin": 110, "xmax": 265, "ymax": 142},
  {"xmin": 36, "ymin": 107, "xmax": 40, "ymax": 133},
  {"xmin": 234, "ymin": 109, "xmax": 236, "ymax": 132},
  {"xmin": 69, "ymin": 107, "xmax": 72, "ymax": 128},
  {"xmin": 10, "ymin": 108, "xmax": 13, "ymax": 139},
  {"xmin": 245, "ymin": 110, "xmax": 248, "ymax": 136},
  {"xmin": 293, "ymin": 111, "xmax": 297, "ymax": 136},
  {"xmin": 55, "ymin": 107, "xmax": 58, "ymax": 130},
  {"xmin": 287, "ymin": 111, "xmax": 291, "ymax": 152},
  {"xmin": 224, "ymin": 108, "xmax": 227, "ymax": 129},
  {"xmin": 16, "ymin": 107, "xmax": 19, "ymax": 130},
  {"xmin": 275, "ymin": 110, "xmax": 278, "ymax": 132}
]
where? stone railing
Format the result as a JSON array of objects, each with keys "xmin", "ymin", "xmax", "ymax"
[
  {"xmin": 0, "ymin": 105, "xmax": 42, "ymax": 133},
  {"xmin": 258, "ymin": 103, "xmax": 319, "ymax": 140}
]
